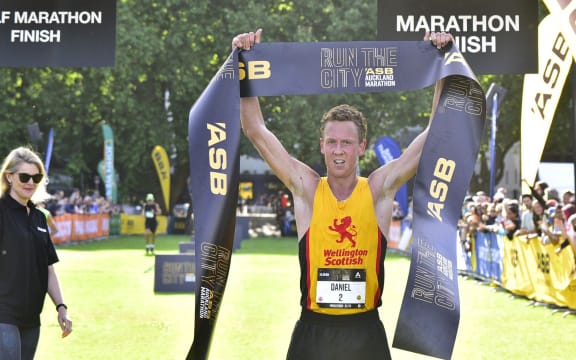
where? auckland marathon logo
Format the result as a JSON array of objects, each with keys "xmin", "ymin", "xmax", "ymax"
[
  {"xmin": 320, "ymin": 46, "xmax": 397, "ymax": 90},
  {"xmin": 329, "ymin": 216, "xmax": 358, "ymax": 247}
]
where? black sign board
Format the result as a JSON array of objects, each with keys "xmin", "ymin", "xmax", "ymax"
[
  {"xmin": 377, "ymin": 0, "xmax": 538, "ymax": 74},
  {"xmin": 0, "ymin": 0, "xmax": 116, "ymax": 67},
  {"xmin": 154, "ymin": 254, "xmax": 195, "ymax": 293}
]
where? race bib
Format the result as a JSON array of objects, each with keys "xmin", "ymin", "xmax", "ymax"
[{"xmin": 316, "ymin": 268, "xmax": 366, "ymax": 309}]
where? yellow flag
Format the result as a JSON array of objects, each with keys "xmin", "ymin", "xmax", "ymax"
[
  {"xmin": 520, "ymin": 14, "xmax": 573, "ymax": 193},
  {"xmin": 151, "ymin": 145, "xmax": 170, "ymax": 210}
]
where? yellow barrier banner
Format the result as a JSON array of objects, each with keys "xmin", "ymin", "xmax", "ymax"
[
  {"xmin": 501, "ymin": 237, "xmax": 534, "ymax": 297},
  {"xmin": 120, "ymin": 214, "xmax": 168, "ymax": 235},
  {"xmin": 502, "ymin": 235, "xmax": 576, "ymax": 309}
]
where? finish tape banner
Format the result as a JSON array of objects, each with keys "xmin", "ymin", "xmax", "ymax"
[{"xmin": 188, "ymin": 41, "xmax": 485, "ymax": 359}]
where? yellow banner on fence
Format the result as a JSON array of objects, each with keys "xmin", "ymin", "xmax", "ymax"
[
  {"xmin": 120, "ymin": 214, "xmax": 168, "ymax": 235},
  {"xmin": 501, "ymin": 235, "xmax": 576, "ymax": 309}
]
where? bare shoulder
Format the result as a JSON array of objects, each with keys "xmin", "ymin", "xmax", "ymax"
[
  {"xmin": 367, "ymin": 161, "xmax": 399, "ymax": 201},
  {"xmin": 289, "ymin": 162, "xmax": 321, "ymax": 202},
  {"xmin": 292, "ymin": 170, "xmax": 320, "ymax": 239}
]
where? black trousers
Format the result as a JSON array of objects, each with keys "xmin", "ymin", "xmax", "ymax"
[{"xmin": 286, "ymin": 309, "xmax": 392, "ymax": 360}]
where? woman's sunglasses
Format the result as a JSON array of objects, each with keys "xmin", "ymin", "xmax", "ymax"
[{"xmin": 17, "ymin": 173, "xmax": 44, "ymax": 184}]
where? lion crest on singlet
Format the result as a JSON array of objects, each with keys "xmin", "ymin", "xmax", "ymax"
[{"xmin": 329, "ymin": 216, "xmax": 358, "ymax": 247}]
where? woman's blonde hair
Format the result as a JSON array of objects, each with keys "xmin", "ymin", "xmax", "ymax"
[{"xmin": 0, "ymin": 146, "xmax": 49, "ymax": 203}]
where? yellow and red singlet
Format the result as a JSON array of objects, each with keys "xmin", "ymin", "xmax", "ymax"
[{"xmin": 299, "ymin": 177, "xmax": 387, "ymax": 315}]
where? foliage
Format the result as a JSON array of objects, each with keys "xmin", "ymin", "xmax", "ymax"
[{"xmin": 0, "ymin": 0, "xmax": 570, "ymax": 207}]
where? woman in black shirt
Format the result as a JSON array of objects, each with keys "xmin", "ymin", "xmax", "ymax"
[{"xmin": 0, "ymin": 146, "xmax": 72, "ymax": 359}]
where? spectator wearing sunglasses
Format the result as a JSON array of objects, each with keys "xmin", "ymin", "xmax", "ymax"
[{"xmin": 0, "ymin": 146, "xmax": 72, "ymax": 359}]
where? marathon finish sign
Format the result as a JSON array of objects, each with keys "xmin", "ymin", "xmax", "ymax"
[
  {"xmin": 0, "ymin": 0, "xmax": 116, "ymax": 67},
  {"xmin": 377, "ymin": 0, "xmax": 538, "ymax": 74},
  {"xmin": 188, "ymin": 41, "xmax": 485, "ymax": 359}
]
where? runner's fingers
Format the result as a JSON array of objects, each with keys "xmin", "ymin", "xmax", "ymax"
[
  {"xmin": 232, "ymin": 29, "xmax": 263, "ymax": 50},
  {"xmin": 429, "ymin": 32, "xmax": 452, "ymax": 49}
]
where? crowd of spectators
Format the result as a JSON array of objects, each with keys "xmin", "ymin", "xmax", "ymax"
[
  {"xmin": 460, "ymin": 181, "xmax": 576, "ymax": 256},
  {"xmin": 43, "ymin": 188, "xmax": 121, "ymax": 216}
]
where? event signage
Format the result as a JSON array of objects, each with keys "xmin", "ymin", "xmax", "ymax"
[
  {"xmin": 154, "ymin": 255, "xmax": 195, "ymax": 293},
  {"xmin": 377, "ymin": 0, "xmax": 538, "ymax": 74},
  {"xmin": 101, "ymin": 124, "xmax": 116, "ymax": 202},
  {"xmin": 188, "ymin": 41, "xmax": 485, "ymax": 359},
  {"xmin": 151, "ymin": 145, "xmax": 171, "ymax": 211},
  {"xmin": 520, "ymin": 13, "xmax": 573, "ymax": 195},
  {"xmin": 0, "ymin": 0, "xmax": 116, "ymax": 67}
]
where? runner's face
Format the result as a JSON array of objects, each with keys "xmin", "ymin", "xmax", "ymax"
[{"xmin": 320, "ymin": 121, "xmax": 366, "ymax": 178}]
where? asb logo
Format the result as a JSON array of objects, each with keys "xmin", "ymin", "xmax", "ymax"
[
  {"xmin": 239, "ymin": 61, "xmax": 271, "ymax": 80},
  {"xmin": 328, "ymin": 216, "xmax": 358, "ymax": 247}
]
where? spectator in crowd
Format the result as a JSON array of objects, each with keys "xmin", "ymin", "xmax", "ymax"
[
  {"xmin": 535, "ymin": 181, "xmax": 549, "ymax": 198},
  {"xmin": 284, "ymin": 206, "xmax": 295, "ymax": 236},
  {"xmin": 37, "ymin": 200, "xmax": 59, "ymax": 236},
  {"xmin": 478, "ymin": 202, "xmax": 499, "ymax": 233},
  {"xmin": 524, "ymin": 179, "xmax": 547, "ymax": 210},
  {"xmin": 545, "ymin": 187, "xmax": 560, "ymax": 204},
  {"xmin": 493, "ymin": 187, "xmax": 507, "ymax": 203},
  {"xmin": 392, "ymin": 200, "xmax": 404, "ymax": 220},
  {"xmin": 501, "ymin": 201, "xmax": 521, "ymax": 240},
  {"xmin": 0, "ymin": 146, "xmax": 72, "ymax": 359},
  {"xmin": 45, "ymin": 189, "xmax": 64, "ymax": 216},
  {"xmin": 541, "ymin": 204, "xmax": 565, "ymax": 246},
  {"xmin": 526, "ymin": 199, "xmax": 548, "ymax": 238},
  {"xmin": 519, "ymin": 194, "xmax": 535, "ymax": 233},
  {"xmin": 465, "ymin": 203, "xmax": 483, "ymax": 234},
  {"xmin": 562, "ymin": 190, "xmax": 574, "ymax": 206},
  {"xmin": 563, "ymin": 213, "xmax": 576, "ymax": 255},
  {"xmin": 474, "ymin": 190, "xmax": 490, "ymax": 204}
]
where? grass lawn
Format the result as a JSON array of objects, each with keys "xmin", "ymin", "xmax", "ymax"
[{"xmin": 36, "ymin": 235, "xmax": 576, "ymax": 360}]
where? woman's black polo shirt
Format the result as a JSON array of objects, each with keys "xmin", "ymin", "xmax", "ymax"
[{"xmin": 0, "ymin": 194, "xmax": 59, "ymax": 327}]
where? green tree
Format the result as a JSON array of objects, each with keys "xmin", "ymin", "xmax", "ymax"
[{"xmin": 0, "ymin": 0, "xmax": 571, "ymax": 209}]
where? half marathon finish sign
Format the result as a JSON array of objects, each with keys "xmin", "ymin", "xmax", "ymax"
[
  {"xmin": 377, "ymin": 0, "xmax": 538, "ymax": 75},
  {"xmin": 188, "ymin": 40, "xmax": 485, "ymax": 360},
  {"xmin": 0, "ymin": 0, "xmax": 116, "ymax": 67}
]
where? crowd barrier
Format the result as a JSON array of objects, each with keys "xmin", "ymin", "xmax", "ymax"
[
  {"xmin": 52, "ymin": 213, "xmax": 110, "ymax": 244},
  {"xmin": 51, "ymin": 213, "xmax": 169, "ymax": 244},
  {"xmin": 456, "ymin": 230, "xmax": 576, "ymax": 310},
  {"xmin": 384, "ymin": 221, "xmax": 576, "ymax": 309}
]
